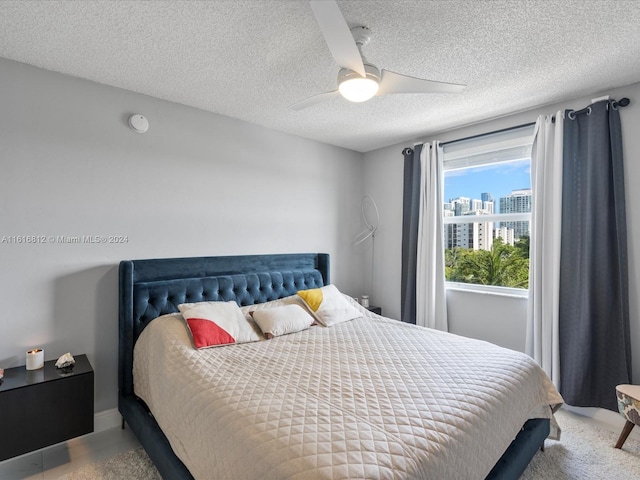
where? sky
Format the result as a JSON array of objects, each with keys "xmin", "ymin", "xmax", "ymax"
[{"xmin": 444, "ymin": 159, "xmax": 531, "ymax": 209}]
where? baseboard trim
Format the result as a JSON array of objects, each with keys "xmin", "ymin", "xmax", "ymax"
[
  {"xmin": 94, "ymin": 408, "xmax": 122, "ymax": 433},
  {"xmin": 562, "ymin": 404, "xmax": 640, "ymax": 442}
]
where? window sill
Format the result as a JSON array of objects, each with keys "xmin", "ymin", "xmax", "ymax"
[{"xmin": 445, "ymin": 282, "xmax": 529, "ymax": 299}]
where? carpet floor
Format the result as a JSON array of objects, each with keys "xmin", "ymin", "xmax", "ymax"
[
  {"xmin": 521, "ymin": 409, "xmax": 640, "ymax": 479},
  {"xmin": 57, "ymin": 447, "xmax": 160, "ymax": 480},
  {"xmin": 58, "ymin": 410, "xmax": 640, "ymax": 479}
]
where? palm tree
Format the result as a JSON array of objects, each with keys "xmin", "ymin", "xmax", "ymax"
[{"xmin": 446, "ymin": 239, "xmax": 529, "ymax": 288}]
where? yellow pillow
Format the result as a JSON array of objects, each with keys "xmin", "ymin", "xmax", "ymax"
[
  {"xmin": 297, "ymin": 288, "xmax": 323, "ymax": 312},
  {"xmin": 297, "ymin": 284, "xmax": 361, "ymax": 327}
]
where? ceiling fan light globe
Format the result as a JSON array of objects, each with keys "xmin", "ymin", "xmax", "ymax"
[
  {"xmin": 337, "ymin": 65, "xmax": 381, "ymax": 103},
  {"xmin": 339, "ymin": 77, "xmax": 379, "ymax": 102}
]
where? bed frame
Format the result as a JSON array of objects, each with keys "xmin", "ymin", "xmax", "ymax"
[{"xmin": 118, "ymin": 253, "xmax": 548, "ymax": 480}]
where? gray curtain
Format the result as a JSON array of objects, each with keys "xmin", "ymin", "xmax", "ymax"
[
  {"xmin": 559, "ymin": 99, "xmax": 631, "ymax": 411},
  {"xmin": 401, "ymin": 145, "xmax": 422, "ymax": 324}
]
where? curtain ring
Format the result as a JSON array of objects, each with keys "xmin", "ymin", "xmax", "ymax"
[
  {"xmin": 612, "ymin": 100, "xmax": 619, "ymax": 110},
  {"xmin": 586, "ymin": 106, "xmax": 592, "ymax": 116},
  {"xmin": 568, "ymin": 110, "xmax": 576, "ymax": 120}
]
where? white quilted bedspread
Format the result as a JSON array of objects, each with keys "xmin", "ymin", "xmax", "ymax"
[{"xmin": 134, "ymin": 305, "xmax": 562, "ymax": 480}]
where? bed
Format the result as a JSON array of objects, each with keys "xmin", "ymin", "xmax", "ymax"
[{"xmin": 119, "ymin": 253, "xmax": 562, "ymax": 479}]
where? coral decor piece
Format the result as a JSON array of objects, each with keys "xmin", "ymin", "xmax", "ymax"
[{"xmin": 55, "ymin": 352, "xmax": 76, "ymax": 369}]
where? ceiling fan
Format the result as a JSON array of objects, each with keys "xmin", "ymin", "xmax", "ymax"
[{"xmin": 291, "ymin": 0, "xmax": 466, "ymax": 110}]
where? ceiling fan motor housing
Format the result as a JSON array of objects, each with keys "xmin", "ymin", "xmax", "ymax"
[{"xmin": 338, "ymin": 63, "xmax": 380, "ymax": 84}]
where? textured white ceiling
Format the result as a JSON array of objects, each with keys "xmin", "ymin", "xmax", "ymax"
[{"xmin": 1, "ymin": 0, "xmax": 639, "ymax": 152}]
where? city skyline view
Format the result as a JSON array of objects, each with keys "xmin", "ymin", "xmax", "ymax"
[{"xmin": 444, "ymin": 159, "xmax": 531, "ymax": 212}]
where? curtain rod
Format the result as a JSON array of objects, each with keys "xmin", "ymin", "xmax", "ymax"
[
  {"xmin": 439, "ymin": 122, "xmax": 535, "ymax": 148},
  {"xmin": 568, "ymin": 96, "xmax": 630, "ymax": 119},
  {"xmin": 404, "ymin": 97, "xmax": 631, "ymax": 153}
]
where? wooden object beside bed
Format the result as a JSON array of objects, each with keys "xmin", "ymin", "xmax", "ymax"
[{"xmin": 118, "ymin": 253, "xmax": 557, "ymax": 479}]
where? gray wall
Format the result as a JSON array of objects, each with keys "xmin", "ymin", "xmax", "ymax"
[
  {"xmin": 363, "ymin": 82, "xmax": 640, "ymax": 382},
  {"xmin": 0, "ymin": 58, "xmax": 366, "ymax": 412}
]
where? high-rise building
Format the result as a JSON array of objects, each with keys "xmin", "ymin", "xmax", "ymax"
[
  {"xmin": 480, "ymin": 193, "xmax": 495, "ymax": 214},
  {"xmin": 499, "ymin": 189, "xmax": 531, "ymax": 239},
  {"xmin": 470, "ymin": 218, "xmax": 494, "ymax": 251},
  {"xmin": 445, "ymin": 222, "xmax": 468, "ymax": 249},
  {"xmin": 444, "ymin": 210, "xmax": 493, "ymax": 251},
  {"xmin": 494, "ymin": 226, "xmax": 515, "ymax": 246},
  {"xmin": 450, "ymin": 197, "xmax": 470, "ymax": 216},
  {"xmin": 483, "ymin": 200, "xmax": 494, "ymax": 214}
]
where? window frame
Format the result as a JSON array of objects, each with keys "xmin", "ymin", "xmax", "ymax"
[{"xmin": 441, "ymin": 125, "xmax": 534, "ymax": 297}]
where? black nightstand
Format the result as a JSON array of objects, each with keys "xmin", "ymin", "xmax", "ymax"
[
  {"xmin": 0, "ymin": 354, "xmax": 94, "ymax": 461},
  {"xmin": 367, "ymin": 305, "xmax": 382, "ymax": 315}
]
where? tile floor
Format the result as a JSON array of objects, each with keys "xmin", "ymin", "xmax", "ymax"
[{"xmin": 0, "ymin": 425, "xmax": 141, "ymax": 480}]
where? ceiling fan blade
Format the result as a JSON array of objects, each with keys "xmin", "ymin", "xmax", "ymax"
[
  {"xmin": 310, "ymin": 0, "xmax": 366, "ymax": 77},
  {"xmin": 290, "ymin": 90, "xmax": 340, "ymax": 111},
  {"xmin": 378, "ymin": 70, "xmax": 466, "ymax": 95}
]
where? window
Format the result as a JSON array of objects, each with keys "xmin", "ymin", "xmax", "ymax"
[{"xmin": 442, "ymin": 125, "xmax": 534, "ymax": 294}]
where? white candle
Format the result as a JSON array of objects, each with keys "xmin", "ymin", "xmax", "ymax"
[{"xmin": 26, "ymin": 349, "xmax": 44, "ymax": 370}]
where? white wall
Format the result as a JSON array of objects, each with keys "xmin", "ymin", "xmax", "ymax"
[
  {"xmin": 3, "ymin": 52, "xmax": 638, "ymax": 420},
  {"xmin": 446, "ymin": 289, "xmax": 527, "ymax": 352},
  {"xmin": 364, "ymin": 82, "xmax": 640, "ymax": 386},
  {"xmin": 0, "ymin": 58, "xmax": 366, "ymax": 412}
]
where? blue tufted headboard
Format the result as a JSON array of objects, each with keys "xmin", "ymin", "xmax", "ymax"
[{"xmin": 119, "ymin": 253, "xmax": 329, "ymax": 398}]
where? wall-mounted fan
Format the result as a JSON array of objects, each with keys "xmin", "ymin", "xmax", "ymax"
[{"xmin": 291, "ymin": 0, "xmax": 466, "ymax": 110}]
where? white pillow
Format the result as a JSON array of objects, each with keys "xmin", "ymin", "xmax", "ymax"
[
  {"xmin": 251, "ymin": 304, "xmax": 315, "ymax": 339},
  {"xmin": 297, "ymin": 284, "xmax": 362, "ymax": 327},
  {"xmin": 240, "ymin": 294, "xmax": 303, "ymax": 318},
  {"xmin": 178, "ymin": 301, "xmax": 261, "ymax": 349}
]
